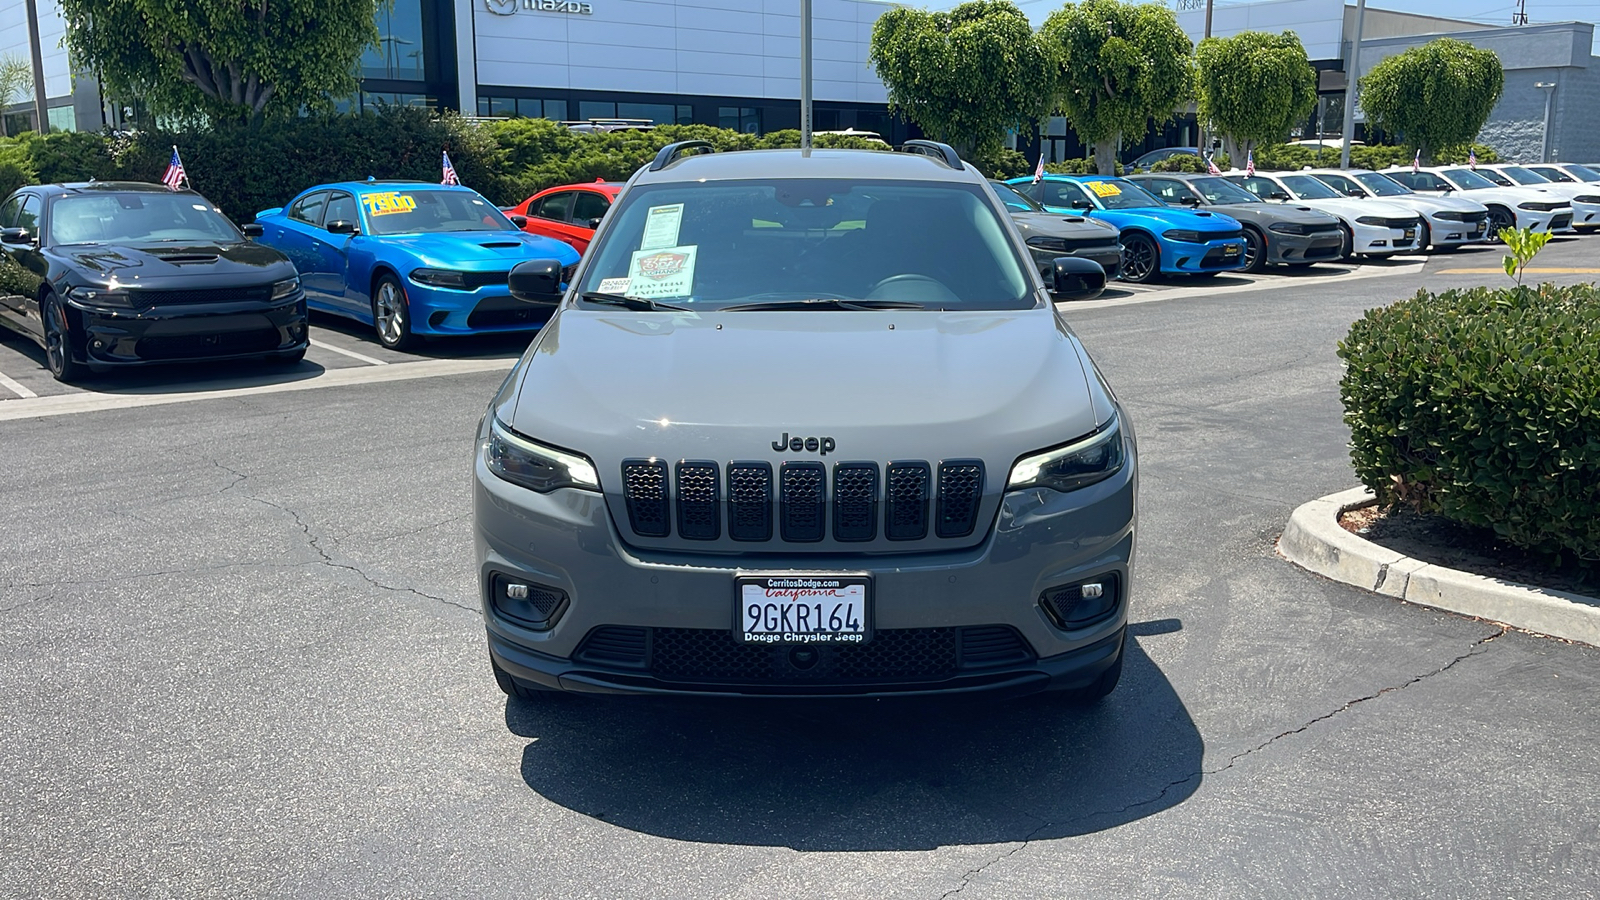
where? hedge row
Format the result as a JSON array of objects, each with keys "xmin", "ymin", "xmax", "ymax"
[
  {"xmin": 1338, "ymin": 283, "xmax": 1600, "ymax": 569},
  {"xmin": 0, "ymin": 108, "xmax": 888, "ymax": 225}
]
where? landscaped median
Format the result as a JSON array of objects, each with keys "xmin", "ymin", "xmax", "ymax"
[{"xmin": 1280, "ymin": 487, "xmax": 1600, "ymax": 647}]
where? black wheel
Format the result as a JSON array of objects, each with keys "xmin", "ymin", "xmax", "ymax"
[
  {"xmin": 1065, "ymin": 631, "xmax": 1125, "ymax": 705},
  {"xmin": 1417, "ymin": 220, "xmax": 1432, "ymax": 252},
  {"xmin": 371, "ymin": 274, "xmax": 416, "ymax": 351},
  {"xmin": 1241, "ymin": 227, "xmax": 1267, "ymax": 272},
  {"xmin": 1486, "ymin": 206, "xmax": 1515, "ymax": 243},
  {"xmin": 1118, "ymin": 233, "xmax": 1159, "ymax": 283},
  {"xmin": 1338, "ymin": 223, "xmax": 1355, "ymax": 260},
  {"xmin": 41, "ymin": 293, "xmax": 86, "ymax": 384},
  {"xmin": 492, "ymin": 657, "xmax": 553, "ymax": 701}
]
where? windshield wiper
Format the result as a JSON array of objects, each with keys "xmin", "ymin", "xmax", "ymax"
[
  {"xmin": 579, "ymin": 292, "xmax": 691, "ymax": 312},
  {"xmin": 719, "ymin": 298, "xmax": 927, "ymax": 312}
]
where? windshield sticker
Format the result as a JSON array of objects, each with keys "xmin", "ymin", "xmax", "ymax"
[
  {"xmin": 640, "ymin": 203, "xmax": 684, "ymax": 250},
  {"xmin": 627, "ymin": 245, "xmax": 697, "ymax": 298},
  {"xmin": 596, "ymin": 277, "xmax": 633, "ymax": 294},
  {"xmin": 1087, "ymin": 181, "xmax": 1122, "ymax": 198},
  {"xmin": 364, "ymin": 192, "xmax": 417, "ymax": 216}
]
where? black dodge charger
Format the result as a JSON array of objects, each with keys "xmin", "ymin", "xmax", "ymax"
[{"xmin": 0, "ymin": 182, "xmax": 307, "ymax": 382}]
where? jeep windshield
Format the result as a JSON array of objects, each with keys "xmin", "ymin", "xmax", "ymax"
[{"xmin": 573, "ymin": 179, "xmax": 1034, "ymax": 311}]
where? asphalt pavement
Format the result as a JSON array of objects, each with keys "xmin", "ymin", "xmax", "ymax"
[{"xmin": 2, "ymin": 241, "xmax": 1597, "ymax": 898}]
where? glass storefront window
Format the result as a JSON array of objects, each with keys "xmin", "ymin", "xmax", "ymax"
[
  {"xmin": 579, "ymin": 100, "xmax": 617, "ymax": 121},
  {"xmin": 544, "ymin": 100, "xmax": 568, "ymax": 121},
  {"xmin": 517, "ymin": 98, "xmax": 542, "ymax": 118},
  {"xmin": 617, "ymin": 102, "xmax": 674, "ymax": 124},
  {"xmin": 719, "ymin": 107, "xmax": 760, "ymax": 133},
  {"xmin": 47, "ymin": 107, "xmax": 77, "ymax": 133},
  {"xmin": 363, "ymin": 0, "xmax": 426, "ymax": 81}
]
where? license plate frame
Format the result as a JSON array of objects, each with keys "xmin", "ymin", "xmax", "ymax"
[
  {"xmin": 1403, "ymin": 227, "xmax": 1417, "ymax": 240},
  {"xmin": 1222, "ymin": 243, "xmax": 1241, "ymax": 256},
  {"xmin": 736, "ymin": 573, "xmax": 872, "ymax": 645}
]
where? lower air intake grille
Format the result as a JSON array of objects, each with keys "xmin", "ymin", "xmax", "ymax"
[
  {"xmin": 135, "ymin": 328, "xmax": 280, "ymax": 360},
  {"xmin": 675, "ymin": 461, "xmax": 720, "ymax": 540},
  {"xmin": 727, "ymin": 462, "xmax": 773, "ymax": 541},
  {"xmin": 650, "ymin": 627, "xmax": 961, "ymax": 683},
  {"xmin": 960, "ymin": 626, "xmax": 1035, "ymax": 667},
  {"xmin": 832, "ymin": 462, "xmax": 879, "ymax": 542},
  {"xmin": 936, "ymin": 460, "xmax": 985, "ymax": 538},
  {"xmin": 621, "ymin": 459, "xmax": 670, "ymax": 537},
  {"xmin": 780, "ymin": 462, "xmax": 825, "ymax": 542},
  {"xmin": 575, "ymin": 626, "xmax": 649, "ymax": 667},
  {"xmin": 885, "ymin": 462, "xmax": 930, "ymax": 541}
]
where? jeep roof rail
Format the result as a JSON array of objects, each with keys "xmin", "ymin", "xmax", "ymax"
[
  {"xmin": 649, "ymin": 140, "xmax": 715, "ymax": 171},
  {"xmin": 899, "ymin": 140, "xmax": 964, "ymax": 170}
]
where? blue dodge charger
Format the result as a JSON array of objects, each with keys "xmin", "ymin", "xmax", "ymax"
[
  {"xmin": 1008, "ymin": 174, "xmax": 1246, "ymax": 283},
  {"xmin": 255, "ymin": 181, "xmax": 580, "ymax": 350}
]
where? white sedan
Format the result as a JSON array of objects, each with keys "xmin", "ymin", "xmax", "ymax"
[
  {"xmin": 1384, "ymin": 167, "xmax": 1573, "ymax": 240},
  {"xmin": 1305, "ymin": 168, "xmax": 1490, "ymax": 249},
  {"xmin": 1225, "ymin": 172, "xmax": 1422, "ymax": 258},
  {"xmin": 1474, "ymin": 164, "xmax": 1600, "ymax": 232}
]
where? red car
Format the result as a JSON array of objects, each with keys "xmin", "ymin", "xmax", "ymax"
[{"xmin": 502, "ymin": 180, "xmax": 622, "ymax": 254}]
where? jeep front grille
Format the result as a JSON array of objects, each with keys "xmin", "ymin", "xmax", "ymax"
[{"xmin": 617, "ymin": 459, "xmax": 985, "ymax": 544}]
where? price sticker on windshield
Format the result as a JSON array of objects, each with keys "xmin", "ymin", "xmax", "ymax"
[
  {"xmin": 364, "ymin": 192, "xmax": 417, "ymax": 216},
  {"xmin": 1087, "ymin": 181, "xmax": 1122, "ymax": 198},
  {"xmin": 640, "ymin": 203, "xmax": 684, "ymax": 250}
]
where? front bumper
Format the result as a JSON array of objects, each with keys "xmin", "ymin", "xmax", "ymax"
[
  {"xmin": 68, "ymin": 294, "xmax": 308, "ymax": 366},
  {"xmin": 407, "ymin": 282, "xmax": 558, "ymax": 336},
  {"xmin": 1262, "ymin": 230, "xmax": 1344, "ymax": 264},
  {"xmin": 1515, "ymin": 207, "xmax": 1570, "ymax": 233},
  {"xmin": 1567, "ymin": 198, "xmax": 1600, "ymax": 230},
  {"xmin": 1159, "ymin": 236, "xmax": 1246, "ymax": 273},
  {"xmin": 473, "ymin": 434, "xmax": 1137, "ymax": 698},
  {"xmin": 1348, "ymin": 221, "xmax": 1417, "ymax": 255},
  {"xmin": 1423, "ymin": 212, "xmax": 1490, "ymax": 247}
]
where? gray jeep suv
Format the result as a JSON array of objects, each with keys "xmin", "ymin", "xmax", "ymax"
[{"xmin": 472, "ymin": 140, "xmax": 1137, "ymax": 700}]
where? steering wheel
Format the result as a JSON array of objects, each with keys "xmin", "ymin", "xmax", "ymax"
[{"xmin": 867, "ymin": 274, "xmax": 960, "ymax": 304}]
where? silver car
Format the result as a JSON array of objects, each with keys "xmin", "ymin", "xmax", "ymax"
[{"xmin": 472, "ymin": 140, "xmax": 1135, "ymax": 701}]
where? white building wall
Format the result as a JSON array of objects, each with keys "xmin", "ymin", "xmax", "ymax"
[
  {"xmin": 0, "ymin": 0, "xmax": 75, "ymax": 102},
  {"xmin": 472, "ymin": 0, "xmax": 893, "ymax": 102},
  {"xmin": 1175, "ymin": 0, "xmax": 1347, "ymax": 61}
]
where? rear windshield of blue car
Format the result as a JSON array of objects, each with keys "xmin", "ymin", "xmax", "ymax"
[
  {"xmin": 574, "ymin": 179, "xmax": 1034, "ymax": 310},
  {"xmin": 359, "ymin": 189, "xmax": 517, "ymax": 235},
  {"xmin": 48, "ymin": 192, "xmax": 242, "ymax": 245}
]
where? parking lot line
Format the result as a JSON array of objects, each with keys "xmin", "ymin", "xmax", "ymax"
[
  {"xmin": 0, "ymin": 367, "xmax": 37, "ymax": 399},
  {"xmin": 309, "ymin": 339, "xmax": 389, "ymax": 366}
]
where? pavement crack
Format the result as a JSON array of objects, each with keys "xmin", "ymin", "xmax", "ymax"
[
  {"xmin": 209, "ymin": 459, "xmax": 249, "ymax": 494},
  {"xmin": 938, "ymin": 820, "xmax": 1051, "ymax": 900},
  {"xmin": 248, "ymin": 495, "xmax": 477, "ymax": 614}
]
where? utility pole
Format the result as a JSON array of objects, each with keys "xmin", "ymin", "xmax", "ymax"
[
  {"xmin": 800, "ymin": 0, "xmax": 813, "ymax": 153},
  {"xmin": 23, "ymin": 0, "xmax": 49, "ymax": 133},
  {"xmin": 1536, "ymin": 80, "xmax": 1556, "ymax": 162},
  {"xmin": 1512, "ymin": 0, "xmax": 1529, "ymax": 26},
  {"xmin": 1198, "ymin": 0, "xmax": 1214, "ymax": 159},
  {"xmin": 1340, "ymin": 0, "xmax": 1368, "ymax": 169}
]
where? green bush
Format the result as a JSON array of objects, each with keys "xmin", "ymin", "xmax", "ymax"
[
  {"xmin": 967, "ymin": 147, "xmax": 1029, "ymax": 179},
  {"xmin": 1432, "ymin": 143, "xmax": 1500, "ymax": 165},
  {"xmin": 0, "ymin": 159, "xmax": 29, "ymax": 198},
  {"xmin": 1148, "ymin": 152, "xmax": 1229, "ymax": 173},
  {"xmin": 1044, "ymin": 158, "xmax": 1125, "ymax": 176},
  {"xmin": 1338, "ymin": 283, "xmax": 1600, "ymax": 568}
]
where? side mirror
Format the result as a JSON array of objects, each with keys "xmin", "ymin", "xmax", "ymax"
[
  {"xmin": 1050, "ymin": 256, "xmax": 1106, "ymax": 302},
  {"xmin": 326, "ymin": 219, "xmax": 359, "ymax": 236},
  {"xmin": 1070, "ymin": 199, "xmax": 1093, "ymax": 210},
  {"xmin": 1179, "ymin": 196, "xmax": 1201, "ymax": 207},
  {"xmin": 1347, "ymin": 190, "xmax": 1366, "ymax": 199},
  {"xmin": 0, "ymin": 226, "xmax": 33, "ymax": 245},
  {"xmin": 508, "ymin": 258, "xmax": 564, "ymax": 304},
  {"xmin": 240, "ymin": 223, "xmax": 264, "ymax": 238},
  {"xmin": 509, "ymin": 215, "xmax": 528, "ymax": 229},
  {"xmin": 1269, "ymin": 191, "xmax": 1292, "ymax": 201},
  {"xmin": 587, "ymin": 217, "xmax": 603, "ymax": 230}
]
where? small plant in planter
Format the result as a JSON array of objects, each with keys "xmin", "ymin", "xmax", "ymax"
[{"xmin": 1500, "ymin": 226, "xmax": 1551, "ymax": 285}]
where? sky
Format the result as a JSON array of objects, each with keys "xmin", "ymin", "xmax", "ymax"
[{"xmin": 928, "ymin": 0, "xmax": 1600, "ymax": 54}]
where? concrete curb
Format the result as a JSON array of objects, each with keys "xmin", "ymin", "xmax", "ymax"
[{"xmin": 1279, "ymin": 487, "xmax": 1600, "ymax": 648}]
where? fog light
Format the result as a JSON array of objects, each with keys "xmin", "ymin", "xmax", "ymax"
[
  {"xmin": 490, "ymin": 574, "xmax": 567, "ymax": 630},
  {"xmin": 1039, "ymin": 574, "xmax": 1121, "ymax": 629}
]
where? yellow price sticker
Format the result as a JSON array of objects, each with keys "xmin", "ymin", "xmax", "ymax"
[
  {"xmin": 364, "ymin": 191, "xmax": 417, "ymax": 216},
  {"xmin": 1087, "ymin": 181, "xmax": 1122, "ymax": 198}
]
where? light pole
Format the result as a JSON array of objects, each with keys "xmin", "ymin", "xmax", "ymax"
[
  {"xmin": 23, "ymin": 0, "xmax": 49, "ymax": 133},
  {"xmin": 800, "ymin": 0, "xmax": 813, "ymax": 153},
  {"xmin": 1536, "ymin": 81, "xmax": 1556, "ymax": 162},
  {"xmin": 1340, "ymin": 0, "xmax": 1368, "ymax": 168}
]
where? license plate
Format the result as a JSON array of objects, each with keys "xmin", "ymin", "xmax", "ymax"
[
  {"xmin": 1475, "ymin": 221, "xmax": 1486, "ymax": 233},
  {"xmin": 1223, "ymin": 243, "xmax": 1240, "ymax": 256},
  {"xmin": 738, "ymin": 574, "xmax": 870, "ymax": 645},
  {"xmin": 1403, "ymin": 228, "xmax": 1416, "ymax": 239}
]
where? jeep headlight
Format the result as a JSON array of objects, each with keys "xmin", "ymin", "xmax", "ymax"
[
  {"xmin": 1008, "ymin": 415, "xmax": 1126, "ymax": 493},
  {"xmin": 486, "ymin": 418, "xmax": 600, "ymax": 493}
]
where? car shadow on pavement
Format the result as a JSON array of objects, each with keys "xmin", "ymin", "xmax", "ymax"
[
  {"xmin": 505, "ymin": 620, "xmax": 1201, "ymax": 850},
  {"xmin": 308, "ymin": 310, "xmax": 538, "ymax": 360},
  {"xmin": 0, "ymin": 333, "xmax": 330, "ymax": 394}
]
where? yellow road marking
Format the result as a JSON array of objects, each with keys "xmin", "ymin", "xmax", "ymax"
[{"xmin": 1435, "ymin": 267, "xmax": 1600, "ymax": 274}]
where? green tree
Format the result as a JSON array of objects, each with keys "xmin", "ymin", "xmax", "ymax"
[
  {"xmin": 869, "ymin": 1, "xmax": 1050, "ymax": 156},
  {"xmin": 1359, "ymin": 37, "xmax": 1504, "ymax": 164},
  {"xmin": 0, "ymin": 55, "xmax": 32, "ymax": 137},
  {"xmin": 1196, "ymin": 30, "xmax": 1317, "ymax": 164},
  {"xmin": 59, "ymin": 0, "xmax": 380, "ymax": 121},
  {"xmin": 1040, "ymin": 0, "xmax": 1194, "ymax": 175}
]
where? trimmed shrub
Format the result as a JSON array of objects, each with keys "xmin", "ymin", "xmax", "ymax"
[
  {"xmin": 967, "ymin": 147, "xmax": 1029, "ymax": 179},
  {"xmin": 1148, "ymin": 152, "xmax": 1228, "ymax": 173},
  {"xmin": 1044, "ymin": 158, "xmax": 1125, "ymax": 176},
  {"xmin": 1338, "ymin": 283, "xmax": 1600, "ymax": 568}
]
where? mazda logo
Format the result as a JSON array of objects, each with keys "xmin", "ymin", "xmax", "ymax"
[{"xmin": 484, "ymin": 0, "xmax": 517, "ymax": 15}]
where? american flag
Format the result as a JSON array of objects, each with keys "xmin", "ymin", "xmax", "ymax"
[
  {"xmin": 1205, "ymin": 152, "xmax": 1221, "ymax": 176},
  {"xmin": 1245, "ymin": 149, "xmax": 1255, "ymax": 177},
  {"xmin": 1468, "ymin": 148, "xmax": 1478, "ymax": 169},
  {"xmin": 1031, "ymin": 152, "xmax": 1045, "ymax": 184},
  {"xmin": 162, "ymin": 147, "xmax": 187, "ymax": 191},
  {"xmin": 441, "ymin": 150, "xmax": 460, "ymax": 186},
  {"xmin": 1412, "ymin": 148, "xmax": 1421, "ymax": 173}
]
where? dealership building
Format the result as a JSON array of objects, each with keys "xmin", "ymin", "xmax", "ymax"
[{"xmin": 3, "ymin": 0, "xmax": 1597, "ymax": 162}]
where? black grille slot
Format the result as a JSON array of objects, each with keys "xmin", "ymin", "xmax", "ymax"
[
  {"xmin": 1461, "ymin": 211, "xmax": 1488, "ymax": 223},
  {"xmin": 130, "ymin": 285, "xmax": 273, "ymax": 306},
  {"xmin": 650, "ymin": 628, "xmax": 960, "ymax": 683},
  {"xmin": 676, "ymin": 460, "xmax": 720, "ymax": 541},
  {"xmin": 960, "ymin": 626, "xmax": 1034, "ymax": 667},
  {"xmin": 936, "ymin": 460, "xmax": 985, "ymax": 538},
  {"xmin": 465, "ymin": 305, "xmax": 553, "ymax": 329},
  {"xmin": 832, "ymin": 462, "xmax": 879, "ymax": 542},
  {"xmin": 1304, "ymin": 221, "xmax": 1343, "ymax": 233},
  {"xmin": 461, "ymin": 270, "xmax": 511, "ymax": 290},
  {"xmin": 1204, "ymin": 228, "xmax": 1244, "ymax": 240},
  {"xmin": 575, "ymin": 626, "xmax": 649, "ymax": 668},
  {"xmin": 135, "ymin": 328, "xmax": 281, "ymax": 361},
  {"xmin": 780, "ymin": 462, "xmax": 826, "ymax": 542},
  {"xmin": 1385, "ymin": 217, "xmax": 1419, "ymax": 229},
  {"xmin": 621, "ymin": 459, "xmax": 670, "ymax": 537},
  {"xmin": 727, "ymin": 462, "xmax": 773, "ymax": 541},
  {"xmin": 885, "ymin": 462, "xmax": 930, "ymax": 541}
]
